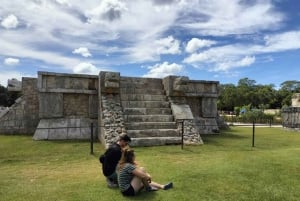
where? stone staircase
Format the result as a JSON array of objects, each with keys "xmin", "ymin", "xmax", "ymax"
[{"xmin": 120, "ymin": 77, "xmax": 181, "ymax": 146}]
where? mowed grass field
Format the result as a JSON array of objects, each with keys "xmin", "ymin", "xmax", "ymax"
[{"xmin": 0, "ymin": 127, "xmax": 299, "ymax": 201}]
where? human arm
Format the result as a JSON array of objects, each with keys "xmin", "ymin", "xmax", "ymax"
[{"xmin": 132, "ymin": 167, "xmax": 151, "ymax": 182}]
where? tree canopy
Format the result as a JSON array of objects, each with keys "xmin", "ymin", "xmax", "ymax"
[{"xmin": 218, "ymin": 78, "xmax": 297, "ymax": 111}]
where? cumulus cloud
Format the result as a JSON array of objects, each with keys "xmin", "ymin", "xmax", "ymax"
[
  {"xmin": 185, "ymin": 38, "xmax": 216, "ymax": 53},
  {"xmin": 73, "ymin": 62, "xmax": 99, "ymax": 74},
  {"xmin": 128, "ymin": 35, "xmax": 181, "ymax": 62},
  {"xmin": 72, "ymin": 47, "xmax": 92, "ymax": 57},
  {"xmin": 155, "ymin": 36, "xmax": 181, "ymax": 54},
  {"xmin": 86, "ymin": 0, "xmax": 127, "ymax": 23},
  {"xmin": 143, "ymin": 62, "xmax": 184, "ymax": 78},
  {"xmin": 1, "ymin": 14, "xmax": 19, "ymax": 29},
  {"xmin": 4, "ymin": 58, "xmax": 20, "ymax": 66}
]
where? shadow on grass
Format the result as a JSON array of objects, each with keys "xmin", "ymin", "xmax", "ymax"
[{"xmin": 108, "ymin": 187, "xmax": 158, "ymax": 200}]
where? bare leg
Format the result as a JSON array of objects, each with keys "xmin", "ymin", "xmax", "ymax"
[
  {"xmin": 139, "ymin": 167, "xmax": 165, "ymax": 190},
  {"xmin": 130, "ymin": 176, "xmax": 144, "ymax": 193},
  {"xmin": 149, "ymin": 181, "xmax": 164, "ymax": 189}
]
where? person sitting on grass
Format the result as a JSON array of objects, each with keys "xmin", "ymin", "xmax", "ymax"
[
  {"xmin": 117, "ymin": 148, "xmax": 173, "ymax": 196},
  {"xmin": 99, "ymin": 134, "xmax": 131, "ymax": 188}
]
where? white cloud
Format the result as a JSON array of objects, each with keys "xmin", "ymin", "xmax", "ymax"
[
  {"xmin": 73, "ymin": 62, "xmax": 99, "ymax": 74},
  {"xmin": 55, "ymin": 0, "xmax": 70, "ymax": 6},
  {"xmin": 240, "ymin": 56, "xmax": 255, "ymax": 66},
  {"xmin": 1, "ymin": 14, "xmax": 19, "ymax": 29},
  {"xmin": 263, "ymin": 31, "xmax": 300, "ymax": 52},
  {"xmin": 0, "ymin": 0, "xmax": 297, "ymax": 80},
  {"xmin": 155, "ymin": 36, "xmax": 181, "ymax": 54},
  {"xmin": 183, "ymin": 44, "xmax": 257, "ymax": 72},
  {"xmin": 179, "ymin": 0, "xmax": 284, "ymax": 36},
  {"xmin": 143, "ymin": 62, "xmax": 184, "ymax": 78},
  {"xmin": 183, "ymin": 31, "xmax": 300, "ymax": 72},
  {"xmin": 185, "ymin": 38, "xmax": 216, "ymax": 53},
  {"xmin": 4, "ymin": 58, "xmax": 20, "ymax": 66},
  {"xmin": 183, "ymin": 30, "xmax": 298, "ymax": 71},
  {"xmin": 0, "ymin": 37, "xmax": 81, "ymax": 70},
  {"xmin": 72, "ymin": 47, "xmax": 92, "ymax": 57},
  {"xmin": 86, "ymin": 0, "xmax": 127, "ymax": 23},
  {"xmin": 214, "ymin": 56, "xmax": 256, "ymax": 71},
  {"xmin": 128, "ymin": 36, "xmax": 181, "ymax": 62}
]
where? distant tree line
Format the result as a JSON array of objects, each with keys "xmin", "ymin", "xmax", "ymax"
[
  {"xmin": 0, "ymin": 84, "xmax": 21, "ymax": 107},
  {"xmin": 218, "ymin": 78, "xmax": 300, "ymax": 112}
]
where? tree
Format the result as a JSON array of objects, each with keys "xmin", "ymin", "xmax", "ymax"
[
  {"xmin": 280, "ymin": 80, "xmax": 300, "ymax": 92},
  {"xmin": 0, "ymin": 85, "xmax": 8, "ymax": 106},
  {"xmin": 0, "ymin": 84, "xmax": 21, "ymax": 107},
  {"xmin": 217, "ymin": 84, "xmax": 237, "ymax": 111},
  {"xmin": 217, "ymin": 78, "xmax": 295, "ymax": 111}
]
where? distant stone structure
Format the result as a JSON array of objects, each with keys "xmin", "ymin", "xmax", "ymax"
[
  {"xmin": 282, "ymin": 93, "xmax": 300, "ymax": 130},
  {"xmin": 0, "ymin": 71, "xmax": 221, "ymax": 147},
  {"xmin": 7, "ymin": 78, "xmax": 22, "ymax": 91}
]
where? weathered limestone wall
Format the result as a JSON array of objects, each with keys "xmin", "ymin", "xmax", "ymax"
[
  {"xmin": 33, "ymin": 72, "xmax": 98, "ymax": 140},
  {"xmin": 291, "ymin": 93, "xmax": 300, "ymax": 107},
  {"xmin": 98, "ymin": 72, "xmax": 127, "ymax": 148},
  {"xmin": 0, "ymin": 78, "xmax": 39, "ymax": 134},
  {"xmin": 163, "ymin": 76, "xmax": 219, "ymax": 137}
]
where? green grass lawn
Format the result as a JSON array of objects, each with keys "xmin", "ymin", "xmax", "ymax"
[{"xmin": 0, "ymin": 127, "xmax": 299, "ymax": 201}]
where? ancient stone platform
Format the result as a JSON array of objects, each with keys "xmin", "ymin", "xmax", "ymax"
[{"xmin": 0, "ymin": 71, "xmax": 220, "ymax": 147}]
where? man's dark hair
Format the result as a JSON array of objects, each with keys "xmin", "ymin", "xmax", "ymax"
[{"xmin": 119, "ymin": 134, "xmax": 131, "ymax": 142}]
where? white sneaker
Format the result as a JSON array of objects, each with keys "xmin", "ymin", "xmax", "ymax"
[{"xmin": 106, "ymin": 178, "xmax": 118, "ymax": 188}]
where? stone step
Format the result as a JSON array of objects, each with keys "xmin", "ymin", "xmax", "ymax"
[
  {"xmin": 127, "ymin": 129, "xmax": 179, "ymax": 138},
  {"xmin": 123, "ymin": 115, "xmax": 174, "ymax": 122},
  {"xmin": 120, "ymin": 88, "xmax": 165, "ymax": 95},
  {"xmin": 121, "ymin": 94, "xmax": 167, "ymax": 101},
  {"xmin": 125, "ymin": 122, "xmax": 177, "ymax": 130},
  {"xmin": 129, "ymin": 137, "xmax": 182, "ymax": 147},
  {"xmin": 122, "ymin": 101, "xmax": 170, "ymax": 108},
  {"xmin": 123, "ymin": 108, "xmax": 172, "ymax": 115}
]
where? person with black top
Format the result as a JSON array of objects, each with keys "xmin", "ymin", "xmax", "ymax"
[{"xmin": 99, "ymin": 134, "xmax": 131, "ymax": 188}]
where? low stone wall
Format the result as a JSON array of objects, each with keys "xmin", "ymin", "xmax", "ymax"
[
  {"xmin": 33, "ymin": 117, "xmax": 97, "ymax": 140},
  {"xmin": 282, "ymin": 107, "xmax": 300, "ymax": 128}
]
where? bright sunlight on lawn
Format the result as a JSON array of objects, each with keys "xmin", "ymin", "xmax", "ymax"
[{"xmin": 0, "ymin": 127, "xmax": 299, "ymax": 201}]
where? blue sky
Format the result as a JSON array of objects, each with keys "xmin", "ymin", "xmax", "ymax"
[{"xmin": 0, "ymin": 0, "xmax": 300, "ymax": 88}]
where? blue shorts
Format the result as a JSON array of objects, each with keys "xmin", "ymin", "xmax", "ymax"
[{"xmin": 122, "ymin": 185, "xmax": 135, "ymax": 196}]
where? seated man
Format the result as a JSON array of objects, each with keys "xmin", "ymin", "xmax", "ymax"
[{"xmin": 99, "ymin": 134, "xmax": 131, "ymax": 187}]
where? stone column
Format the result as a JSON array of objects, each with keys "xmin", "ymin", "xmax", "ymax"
[{"xmin": 98, "ymin": 72, "xmax": 127, "ymax": 148}]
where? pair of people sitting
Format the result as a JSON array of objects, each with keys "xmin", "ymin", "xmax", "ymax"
[{"xmin": 99, "ymin": 134, "xmax": 173, "ymax": 196}]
